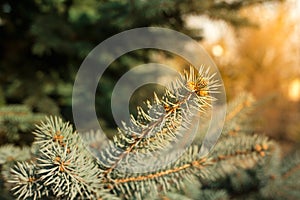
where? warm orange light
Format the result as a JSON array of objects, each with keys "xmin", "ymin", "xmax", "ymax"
[
  {"xmin": 212, "ymin": 45, "xmax": 224, "ymax": 57},
  {"xmin": 288, "ymin": 78, "xmax": 300, "ymax": 102}
]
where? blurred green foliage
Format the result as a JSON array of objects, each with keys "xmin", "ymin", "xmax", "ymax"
[
  {"xmin": 0, "ymin": 105, "xmax": 45, "ymax": 145},
  {"xmin": 0, "ymin": 0, "xmax": 280, "ymax": 128}
]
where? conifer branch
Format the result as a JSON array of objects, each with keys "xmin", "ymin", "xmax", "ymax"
[
  {"xmin": 109, "ymin": 145, "xmax": 211, "ymax": 199},
  {"xmin": 282, "ymin": 163, "xmax": 300, "ymax": 179},
  {"xmin": 99, "ymin": 66, "xmax": 220, "ymax": 176},
  {"xmin": 208, "ymin": 135, "xmax": 276, "ymax": 175},
  {"xmin": 0, "ymin": 145, "xmax": 31, "ymax": 165},
  {"xmin": 6, "ymin": 68, "xmax": 300, "ymax": 200},
  {"xmin": 221, "ymin": 93, "xmax": 255, "ymax": 137},
  {"xmin": 281, "ymin": 151, "xmax": 300, "ymax": 179},
  {"xmin": 105, "ymin": 134, "xmax": 276, "ymax": 199},
  {"xmin": 225, "ymin": 93, "xmax": 253, "ymax": 122},
  {"xmin": 0, "ymin": 105, "xmax": 45, "ymax": 143},
  {"xmin": 10, "ymin": 117, "xmax": 119, "ymax": 200},
  {"xmin": 259, "ymin": 150, "xmax": 300, "ymax": 200}
]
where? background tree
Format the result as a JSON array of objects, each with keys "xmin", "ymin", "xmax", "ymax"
[
  {"xmin": 2, "ymin": 0, "xmax": 299, "ymax": 199},
  {"xmin": 0, "ymin": 0, "xmax": 282, "ymax": 129},
  {"xmin": 199, "ymin": 0, "xmax": 300, "ymax": 144}
]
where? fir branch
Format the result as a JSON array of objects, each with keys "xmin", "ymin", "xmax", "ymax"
[
  {"xmin": 7, "ymin": 68, "xmax": 300, "ymax": 200},
  {"xmin": 259, "ymin": 150, "xmax": 300, "ymax": 200},
  {"xmin": 109, "ymin": 145, "xmax": 212, "ymax": 199},
  {"xmin": 33, "ymin": 116, "xmax": 75, "ymax": 148},
  {"xmin": 10, "ymin": 117, "xmax": 119, "ymax": 200},
  {"xmin": 107, "ymin": 134, "xmax": 276, "ymax": 199},
  {"xmin": 207, "ymin": 134, "xmax": 276, "ymax": 180},
  {"xmin": 99, "ymin": 66, "xmax": 220, "ymax": 176},
  {"xmin": 193, "ymin": 92, "xmax": 255, "ymax": 145},
  {"xmin": 225, "ymin": 93, "xmax": 254, "ymax": 123},
  {"xmin": 0, "ymin": 105, "xmax": 45, "ymax": 143},
  {"xmin": 159, "ymin": 177, "xmax": 229, "ymax": 200},
  {"xmin": 221, "ymin": 92, "xmax": 255, "ymax": 137},
  {"xmin": 281, "ymin": 151, "xmax": 300, "ymax": 179},
  {"xmin": 0, "ymin": 105, "xmax": 31, "ymax": 117},
  {"xmin": 10, "ymin": 162, "xmax": 44, "ymax": 200},
  {"xmin": 0, "ymin": 145, "xmax": 31, "ymax": 165},
  {"xmin": 0, "ymin": 145, "xmax": 32, "ymax": 197}
]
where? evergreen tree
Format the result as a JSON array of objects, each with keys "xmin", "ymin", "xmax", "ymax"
[
  {"xmin": 0, "ymin": 0, "xmax": 282, "ymax": 126},
  {"xmin": 0, "ymin": 105, "xmax": 45, "ymax": 145},
  {"xmin": 4, "ymin": 67, "xmax": 299, "ymax": 200}
]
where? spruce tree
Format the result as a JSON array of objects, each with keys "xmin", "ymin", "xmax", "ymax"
[{"xmin": 3, "ymin": 67, "xmax": 299, "ymax": 200}]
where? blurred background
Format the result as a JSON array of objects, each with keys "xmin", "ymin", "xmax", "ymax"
[{"xmin": 0, "ymin": 0, "xmax": 299, "ymax": 149}]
